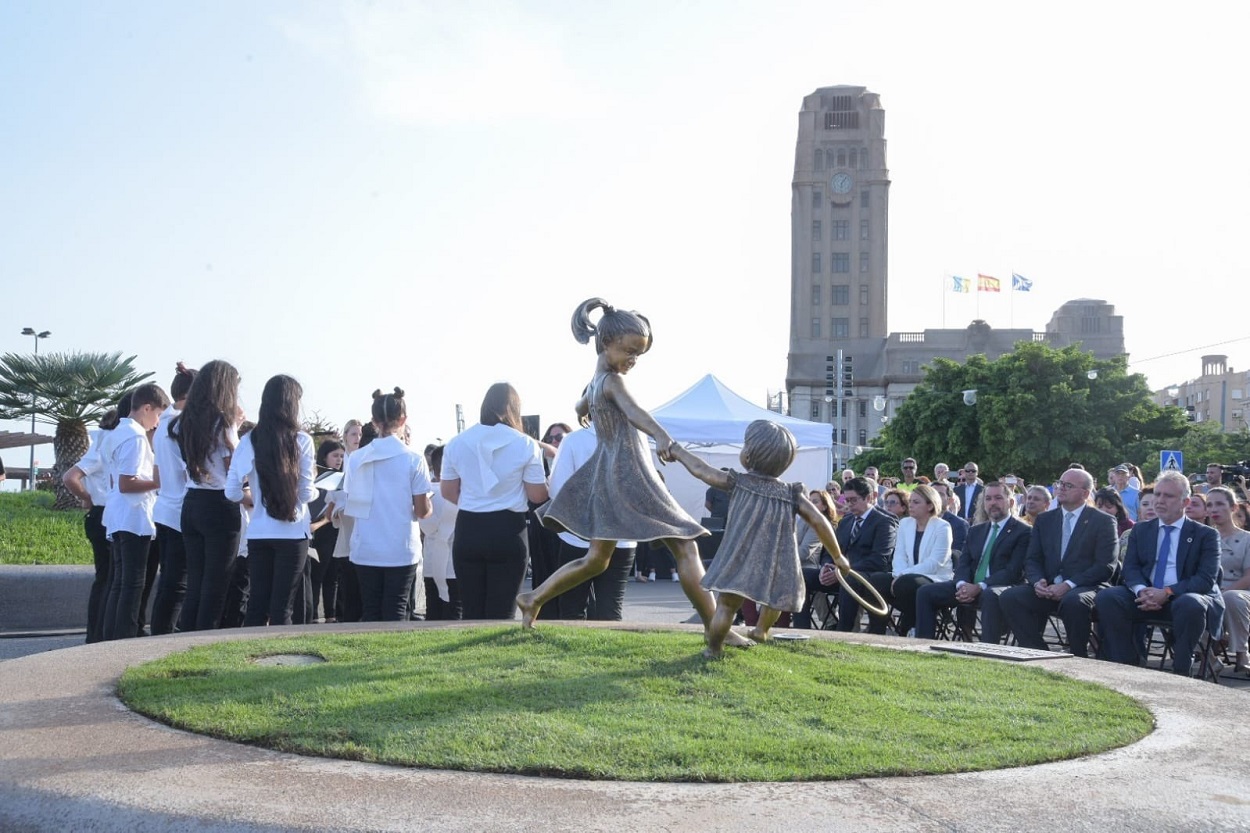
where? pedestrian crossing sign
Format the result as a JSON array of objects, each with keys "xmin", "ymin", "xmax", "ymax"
[{"xmin": 1159, "ymin": 450, "xmax": 1183, "ymax": 473}]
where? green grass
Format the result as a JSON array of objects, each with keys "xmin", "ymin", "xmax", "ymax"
[
  {"xmin": 119, "ymin": 626, "xmax": 1153, "ymax": 782},
  {"xmin": 0, "ymin": 491, "xmax": 92, "ymax": 565}
]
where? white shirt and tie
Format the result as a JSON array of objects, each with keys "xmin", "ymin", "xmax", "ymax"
[
  {"xmin": 1054, "ymin": 504, "xmax": 1086, "ymax": 588},
  {"xmin": 1131, "ymin": 519, "xmax": 1183, "ymax": 595}
]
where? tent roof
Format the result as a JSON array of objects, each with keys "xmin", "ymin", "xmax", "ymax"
[{"xmin": 651, "ymin": 374, "xmax": 831, "ymax": 449}]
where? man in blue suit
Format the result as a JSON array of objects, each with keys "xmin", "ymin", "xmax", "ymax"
[
  {"xmin": 953, "ymin": 462, "xmax": 983, "ymax": 522},
  {"xmin": 1000, "ymin": 467, "xmax": 1118, "ymax": 657},
  {"xmin": 1095, "ymin": 470, "xmax": 1222, "ymax": 676},
  {"xmin": 915, "ymin": 481, "xmax": 1030, "ymax": 642},
  {"xmin": 814, "ymin": 476, "xmax": 897, "ymax": 634}
]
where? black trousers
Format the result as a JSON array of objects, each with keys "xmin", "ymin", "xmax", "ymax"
[
  {"xmin": 103, "ymin": 531, "xmax": 152, "ymax": 640},
  {"xmin": 356, "ymin": 563, "xmax": 419, "ymax": 622},
  {"xmin": 310, "ymin": 524, "xmax": 340, "ymax": 620},
  {"xmin": 179, "ymin": 489, "xmax": 241, "ymax": 631},
  {"xmin": 244, "ymin": 538, "xmax": 310, "ymax": 626},
  {"xmin": 550, "ymin": 541, "xmax": 635, "ymax": 621},
  {"xmin": 888, "ymin": 573, "xmax": 934, "ymax": 636},
  {"xmin": 452, "ymin": 509, "xmax": 529, "ymax": 620},
  {"xmin": 1000, "ymin": 583, "xmax": 1102, "ymax": 657},
  {"xmin": 150, "ymin": 523, "xmax": 187, "ymax": 635},
  {"xmin": 83, "ymin": 507, "xmax": 111, "ymax": 644},
  {"xmin": 424, "ymin": 577, "xmax": 462, "ymax": 620}
]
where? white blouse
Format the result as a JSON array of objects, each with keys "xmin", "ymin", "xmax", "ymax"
[
  {"xmin": 152, "ymin": 406, "xmax": 188, "ymax": 530},
  {"xmin": 225, "ymin": 431, "xmax": 318, "ymax": 540},
  {"xmin": 441, "ymin": 423, "xmax": 545, "ymax": 513},
  {"xmin": 100, "ymin": 418, "xmax": 157, "ymax": 538}
]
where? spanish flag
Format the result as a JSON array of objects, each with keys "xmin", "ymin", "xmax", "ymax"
[{"xmin": 977, "ymin": 274, "xmax": 1001, "ymax": 292}]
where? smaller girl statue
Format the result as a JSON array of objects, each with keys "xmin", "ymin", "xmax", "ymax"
[
  {"xmin": 519, "ymin": 297, "xmax": 752, "ymax": 649},
  {"xmin": 671, "ymin": 420, "xmax": 851, "ymax": 657}
]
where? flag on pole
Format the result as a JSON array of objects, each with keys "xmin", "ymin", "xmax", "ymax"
[
  {"xmin": 1012, "ymin": 272, "xmax": 1033, "ymax": 292},
  {"xmin": 977, "ymin": 274, "xmax": 1001, "ymax": 292},
  {"xmin": 950, "ymin": 275, "xmax": 971, "ymax": 293}
]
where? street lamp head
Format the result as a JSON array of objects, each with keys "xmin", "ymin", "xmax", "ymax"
[
  {"xmin": 21, "ymin": 327, "xmax": 35, "ymax": 336},
  {"xmin": 38, "ymin": 331, "xmax": 51, "ymax": 339},
  {"xmin": 1086, "ymin": 370, "xmax": 1098, "ymax": 380},
  {"xmin": 962, "ymin": 389, "xmax": 978, "ymax": 406},
  {"xmin": 873, "ymin": 395, "xmax": 886, "ymax": 412}
]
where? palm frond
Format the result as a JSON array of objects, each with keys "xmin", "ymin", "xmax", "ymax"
[{"xmin": 0, "ymin": 352, "xmax": 154, "ymax": 425}]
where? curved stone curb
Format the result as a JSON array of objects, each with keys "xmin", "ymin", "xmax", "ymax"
[{"xmin": 1, "ymin": 622, "xmax": 1248, "ymax": 832}]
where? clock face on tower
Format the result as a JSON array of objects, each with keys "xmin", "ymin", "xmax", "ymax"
[{"xmin": 830, "ymin": 172, "xmax": 853, "ymax": 194}]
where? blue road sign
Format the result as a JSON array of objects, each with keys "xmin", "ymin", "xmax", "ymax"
[{"xmin": 1159, "ymin": 450, "xmax": 1184, "ymax": 473}]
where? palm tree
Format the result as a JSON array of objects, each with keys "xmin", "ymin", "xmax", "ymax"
[{"xmin": 0, "ymin": 352, "xmax": 153, "ymax": 509}]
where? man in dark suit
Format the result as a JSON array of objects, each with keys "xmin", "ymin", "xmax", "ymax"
[
  {"xmin": 1095, "ymin": 470, "xmax": 1222, "ymax": 676},
  {"xmin": 915, "ymin": 481, "xmax": 1030, "ymax": 642},
  {"xmin": 1000, "ymin": 468, "xmax": 1118, "ymax": 657},
  {"xmin": 814, "ymin": 476, "xmax": 897, "ymax": 634},
  {"xmin": 953, "ymin": 462, "xmax": 983, "ymax": 522}
]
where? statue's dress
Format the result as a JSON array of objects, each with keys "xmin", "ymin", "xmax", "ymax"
[
  {"xmin": 699, "ymin": 471, "xmax": 806, "ymax": 612},
  {"xmin": 538, "ymin": 372, "xmax": 707, "ymax": 543}
]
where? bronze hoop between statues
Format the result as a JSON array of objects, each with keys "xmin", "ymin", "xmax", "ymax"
[{"xmin": 836, "ymin": 567, "xmax": 890, "ymax": 617}]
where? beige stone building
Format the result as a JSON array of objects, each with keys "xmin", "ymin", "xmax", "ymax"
[
  {"xmin": 1153, "ymin": 355, "xmax": 1249, "ymax": 433},
  {"xmin": 783, "ymin": 86, "xmax": 1126, "ymax": 465}
]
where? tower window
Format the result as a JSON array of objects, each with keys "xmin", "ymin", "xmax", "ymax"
[
  {"xmin": 832, "ymin": 284, "xmax": 849, "ymax": 305},
  {"xmin": 860, "ymin": 317, "xmax": 869, "ymax": 337},
  {"xmin": 860, "ymin": 190, "xmax": 869, "ymax": 208},
  {"xmin": 849, "ymin": 148, "xmax": 858, "ymax": 168},
  {"xmin": 814, "ymin": 148, "xmax": 824, "ymax": 171},
  {"xmin": 860, "ymin": 252, "xmax": 870, "ymax": 272},
  {"xmin": 812, "ymin": 220, "xmax": 821, "ymax": 240},
  {"xmin": 811, "ymin": 317, "xmax": 821, "ymax": 338},
  {"xmin": 812, "ymin": 252, "xmax": 822, "ymax": 273},
  {"xmin": 836, "ymin": 149, "xmax": 846, "ymax": 167},
  {"xmin": 860, "ymin": 285, "xmax": 869, "ymax": 305},
  {"xmin": 860, "ymin": 219, "xmax": 869, "ymax": 240},
  {"xmin": 812, "ymin": 191, "xmax": 822, "ymax": 209},
  {"xmin": 832, "ymin": 253, "xmax": 850, "ymax": 273},
  {"xmin": 811, "ymin": 284, "xmax": 821, "ymax": 306},
  {"xmin": 832, "ymin": 317, "xmax": 850, "ymax": 338},
  {"xmin": 832, "ymin": 220, "xmax": 849, "ymax": 240}
]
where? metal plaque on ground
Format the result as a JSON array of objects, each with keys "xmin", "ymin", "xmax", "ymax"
[{"xmin": 929, "ymin": 644, "xmax": 1071, "ymax": 661}]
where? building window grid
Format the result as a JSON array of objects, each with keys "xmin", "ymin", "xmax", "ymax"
[
  {"xmin": 859, "ymin": 317, "xmax": 869, "ymax": 338},
  {"xmin": 832, "ymin": 220, "xmax": 849, "ymax": 240},
  {"xmin": 811, "ymin": 284, "xmax": 821, "ymax": 306},
  {"xmin": 811, "ymin": 317, "xmax": 821, "ymax": 339},
  {"xmin": 813, "ymin": 191, "xmax": 822, "ymax": 209},
  {"xmin": 812, "ymin": 252, "xmax": 822, "ymax": 273},
  {"xmin": 831, "ymin": 317, "xmax": 850, "ymax": 339},
  {"xmin": 832, "ymin": 252, "xmax": 850, "ymax": 273},
  {"xmin": 860, "ymin": 219, "xmax": 870, "ymax": 240},
  {"xmin": 860, "ymin": 252, "xmax": 870, "ymax": 272},
  {"xmin": 859, "ymin": 285, "xmax": 869, "ymax": 305},
  {"xmin": 831, "ymin": 284, "xmax": 849, "ymax": 306},
  {"xmin": 860, "ymin": 190, "xmax": 869, "ymax": 208}
]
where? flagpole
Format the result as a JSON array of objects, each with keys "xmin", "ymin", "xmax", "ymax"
[{"xmin": 941, "ymin": 275, "xmax": 946, "ymax": 328}]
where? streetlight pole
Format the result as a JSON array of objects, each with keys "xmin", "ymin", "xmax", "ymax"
[{"xmin": 20, "ymin": 327, "xmax": 51, "ymax": 490}]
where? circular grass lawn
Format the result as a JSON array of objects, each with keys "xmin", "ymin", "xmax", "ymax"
[{"xmin": 119, "ymin": 626, "xmax": 1152, "ymax": 782}]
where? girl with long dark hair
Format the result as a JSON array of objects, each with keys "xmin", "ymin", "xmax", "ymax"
[
  {"xmin": 149, "ymin": 362, "xmax": 197, "ymax": 634},
  {"xmin": 172, "ymin": 359, "xmax": 243, "ymax": 631},
  {"xmin": 225, "ymin": 375, "xmax": 317, "ymax": 626}
]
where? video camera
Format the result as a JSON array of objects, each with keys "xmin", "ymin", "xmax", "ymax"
[{"xmin": 1219, "ymin": 461, "xmax": 1250, "ymax": 480}]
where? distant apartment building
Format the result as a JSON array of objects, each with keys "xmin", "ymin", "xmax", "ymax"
[{"xmin": 1154, "ymin": 355, "xmax": 1249, "ymax": 432}]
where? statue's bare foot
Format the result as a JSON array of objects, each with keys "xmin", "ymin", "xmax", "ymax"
[
  {"xmin": 746, "ymin": 627, "xmax": 771, "ymax": 643},
  {"xmin": 702, "ymin": 646, "xmax": 725, "ymax": 659},
  {"xmin": 723, "ymin": 629, "xmax": 754, "ymax": 649},
  {"xmin": 516, "ymin": 593, "xmax": 539, "ymax": 629}
]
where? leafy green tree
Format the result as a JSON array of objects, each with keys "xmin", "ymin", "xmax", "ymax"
[
  {"xmin": 850, "ymin": 342, "xmax": 1190, "ymax": 485},
  {"xmin": 0, "ymin": 352, "xmax": 153, "ymax": 509}
]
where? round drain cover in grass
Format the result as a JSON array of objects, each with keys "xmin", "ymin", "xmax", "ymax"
[{"xmin": 119, "ymin": 626, "xmax": 1152, "ymax": 782}]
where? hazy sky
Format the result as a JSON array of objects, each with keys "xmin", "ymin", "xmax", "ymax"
[{"xmin": 4, "ymin": 0, "xmax": 1249, "ymax": 481}]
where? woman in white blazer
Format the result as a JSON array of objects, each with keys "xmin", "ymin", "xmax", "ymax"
[{"xmin": 889, "ymin": 483, "xmax": 953, "ymax": 637}]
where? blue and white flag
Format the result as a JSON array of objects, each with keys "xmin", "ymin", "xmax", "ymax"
[
  {"xmin": 1012, "ymin": 272, "xmax": 1033, "ymax": 292},
  {"xmin": 951, "ymin": 275, "xmax": 971, "ymax": 293}
]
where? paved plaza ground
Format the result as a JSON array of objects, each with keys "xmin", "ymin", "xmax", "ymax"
[{"xmin": 2, "ymin": 580, "xmax": 1249, "ymax": 831}]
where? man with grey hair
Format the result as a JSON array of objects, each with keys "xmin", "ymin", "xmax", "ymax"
[
  {"xmin": 1000, "ymin": 467, "xmax": 1118, "ymax": 657},
  {"xmin": 1094, "ymin": 470, "xmax": 1222, "ymax": 676}
]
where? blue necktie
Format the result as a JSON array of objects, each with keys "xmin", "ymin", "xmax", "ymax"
[{"xmin": 1152, "ymin": 525, "xmax": 1175, "ymax": 589}]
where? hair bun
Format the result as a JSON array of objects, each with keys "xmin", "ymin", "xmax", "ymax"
[
  {"xmin": 175, "ymin": 361, "xmax": 189, "ymax": 375},
  {"xmin": 392, "ymin": 387, "xmax": 405, "ymax": 399},
  {"xmin": 371, "ymin": 389, "xmax": 384, "ymax": 399}
]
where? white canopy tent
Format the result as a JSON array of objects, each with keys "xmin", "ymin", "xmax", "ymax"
[{"xmin": 648, "ymin": 374, "xmax": 833, "ymax": 523}]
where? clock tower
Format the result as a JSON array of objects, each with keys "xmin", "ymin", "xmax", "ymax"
[{"xmin": 786, "ymin": 86, "xmax": 890, "ymax": 448}]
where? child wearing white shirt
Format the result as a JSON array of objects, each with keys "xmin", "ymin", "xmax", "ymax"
[
  {"xmin": 101, "ymin": 383, "xmax": 170, "ymax": 640},
  {"xmin": 342, "ymin": 388, "xmax": 433, "ymax": 621}
]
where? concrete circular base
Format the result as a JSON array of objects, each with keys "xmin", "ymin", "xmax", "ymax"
[{"xmin": 2, "ymin": 622, "xmax": 1249, "ymax": 832}]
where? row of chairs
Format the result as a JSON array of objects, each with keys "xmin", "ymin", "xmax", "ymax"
[{"xmin": 808, "ymin": 584, "xmax": 1225, "ymax": 683}]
